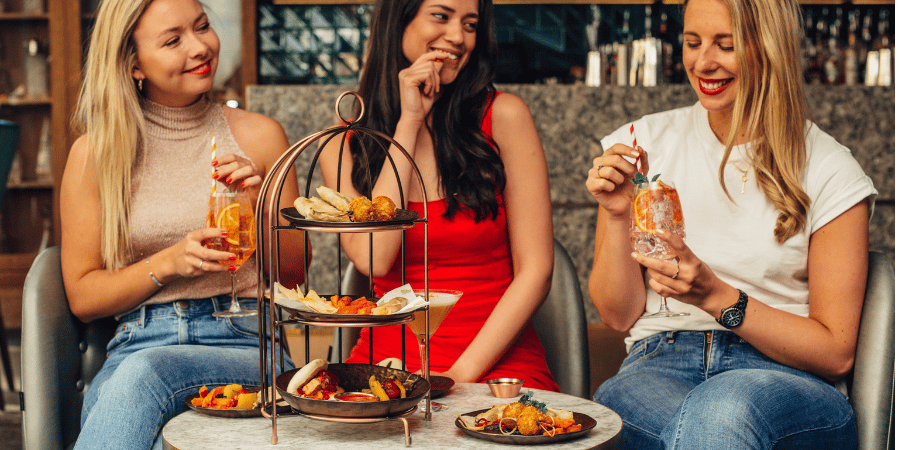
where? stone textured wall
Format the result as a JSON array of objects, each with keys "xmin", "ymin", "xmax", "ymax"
[{"xmin": 247, "ymin": 84, "xmax": 894, "ymax": 324}]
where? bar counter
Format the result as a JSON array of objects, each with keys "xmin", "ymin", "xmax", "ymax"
[{"xmin": 247, "ymin": 84, "xmax": 894, "ymax": 325}]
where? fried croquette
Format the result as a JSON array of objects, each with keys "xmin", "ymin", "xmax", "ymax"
[
  {"xmin": 516, "ymin": 406, "xmax": 546, "ymax": 436},
  {"xmin": 502, "ymin": 402, "xmax": 526, "ymax": 420},
  {"xmin": 372, "ymin": 196, "xmax": 397, "ymax": 221},
  {"xmin": 348, "ymin": 196, "xmax": 376, "ymax": 222}
]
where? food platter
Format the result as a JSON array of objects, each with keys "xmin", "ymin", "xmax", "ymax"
[
  {"xmin": 276, "ymin": 363, "xmax": 430, "ymax": 418},
  {"xmin": 455, "ymin": 409, "xmax": 597, "ymax": 445},
  {"xmin": 429, "ymin": 375, "xmax": 454, "ymax": 398},
  {"xmin": 280, "ymin": 207, "xmax": 419, "ymax": 229},
  {"xmin": 276, "ymin": 297, "xmax": 421, "ymax": 324},
  {"xmin": 184, "ymin": 386, "xmax": 292, "ymax": 418}
]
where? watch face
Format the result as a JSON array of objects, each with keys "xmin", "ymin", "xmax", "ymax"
[{"xmin": 721, "ymin": 309, "xmax": 743, "ymax": 328}]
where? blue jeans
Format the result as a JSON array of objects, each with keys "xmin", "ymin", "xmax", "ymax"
[
  {"xmin": 75, "ymin": 296, "xmax": 293, "ymax": 450},
  {"xmin": 594, "ymin": 331, "xmax": 857, "ymax": 450}
]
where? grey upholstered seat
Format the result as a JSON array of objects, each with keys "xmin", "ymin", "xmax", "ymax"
[
  {"xmin": 21, "ymin": 246, "xmax": 117, "ymax": 450},
  {"xmin": 848, "ymin": 251, "xmax": 894, "ymax": 450},
  {"xmin": 329, "ymin": 239, "xmax": 592, "ymax": 399}
]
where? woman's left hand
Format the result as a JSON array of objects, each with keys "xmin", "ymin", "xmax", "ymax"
[
  {"xmin": 630, "ymin": 229, "xmax": 727, "ymax": 312},
  {"xmin": 212, "ymin": 153, "xmax": 262, "ymax": 188}
]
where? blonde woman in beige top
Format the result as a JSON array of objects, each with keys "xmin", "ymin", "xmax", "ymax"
[{"xmin": 59, "ymin": 0, "xmax": 305, "ymax": 447}]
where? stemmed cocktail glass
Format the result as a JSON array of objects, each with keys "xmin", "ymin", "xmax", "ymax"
[
  {"xmin": 409, "ymin": 289, "xmax": 462, "ymax": 412},
  {"xmin": 631, "ymin": 178, "xmax": 688, "ymax": 318},
  {"xmin": 206, "ymin": 187, "xmax": 257, "ymax": 318}
]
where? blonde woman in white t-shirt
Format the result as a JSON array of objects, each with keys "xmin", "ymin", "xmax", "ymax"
[{"xmin": 584, "ymin": 0, "xmax": 875, "ymax": 448}]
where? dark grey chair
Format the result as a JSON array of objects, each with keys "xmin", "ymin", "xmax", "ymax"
[
  {"xmin": 20, "ymin": 246, "xmax": 116, "ymax": 450},
  {"xmin": 329, "ymin": 239, "xmax": 591, "ymax": 399},
  {"xmin": 849, "ymin": 251, "xmax": 894, "ymax": 450}
]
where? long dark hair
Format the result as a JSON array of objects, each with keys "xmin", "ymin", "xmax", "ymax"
[{"xmin": 349, "ymin": 0, "xmax": 504, "ymax": 222}]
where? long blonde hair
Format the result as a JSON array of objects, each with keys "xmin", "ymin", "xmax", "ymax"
[
  {"xmin": 697, "ymin": 0, "xmax": 811, "ymax": 243},
  {"xmin": 73, "ymin": 0, "xmax": 153, "ymax": 270}
]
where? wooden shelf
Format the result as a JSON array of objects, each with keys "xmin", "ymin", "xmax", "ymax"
[
  {"xmin": 6, "ymin": 181, "xmax": 53, "ymax": 190},
  {"xmin": 0, "ymin": 252, "xmax": 38, "ymax": 330},
  {"xmin": 0, "ymin": 97, "xmax": 52, "ymax": 107},
  {"xmin": 0, "ymin": 12, "xmax": 48, "ymax": 21}
]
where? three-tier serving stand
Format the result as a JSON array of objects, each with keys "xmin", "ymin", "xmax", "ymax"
[{"xmin": 253, "ymin": 92, "xmax": 434, "ymax": 445}]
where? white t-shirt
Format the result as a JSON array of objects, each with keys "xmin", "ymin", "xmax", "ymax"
[{"xmin": 600, "ymin": 102, "xmax": 877, "ymax": 351}]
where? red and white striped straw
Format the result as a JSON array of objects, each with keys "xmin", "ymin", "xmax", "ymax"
[
  {"xmin": 211, "ymin": 136, "xmax": 217, "ymax": 194},
  {"xmin": 630, "ymin": 124, "xmax": 644, "ymax": 175}
]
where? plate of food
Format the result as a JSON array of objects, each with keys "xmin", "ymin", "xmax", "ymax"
[
  {"xmin": 275, "ymin": 360, "xmax": 430, "ymax": 418},
  {"xmin": 282, "ymin": 186, "xmax": 419, "ymax": 228},
  {"xmin": 184, "ymin": 384, "xmax": 292, "ymax": 418},
  {"xmin": 273, "ymin": 283, "xmax": 425, "ymax": 324},
  {"xmin": 455, "ymin": 392, "xmax": 596, "ymax": 445}
]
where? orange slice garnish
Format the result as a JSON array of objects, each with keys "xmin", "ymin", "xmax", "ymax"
[
  {"xmin": 216, "ymin": 202, "xmax": 242, "ymax": 246},
  {"xmin": 634, "ymin": 183, "xmax": 684, "ymax": 232},
  {"xmin": 633, "ymin": 190, "xmax": 655, "ymax": 233}
]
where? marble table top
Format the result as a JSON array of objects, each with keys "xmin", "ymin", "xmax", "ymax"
[{"xmin": 163, "ymin": 383, "xmax": 622, "ymax": 449}]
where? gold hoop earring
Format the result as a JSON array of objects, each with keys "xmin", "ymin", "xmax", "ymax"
[{"xmin": 138, "ymin": 79, "xmax": 143, "ymax": 91}]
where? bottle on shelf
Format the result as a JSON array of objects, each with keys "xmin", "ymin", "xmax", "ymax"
[
  {"xmin": 844, "ymin": 10, "xmax": 861, "ymax": 86},
  {"xmin": 823, "ymin": 9, "xmax": 844, "ymax": 85},
  {"xmin": 874, "ymin": 9, "xmax": 892, "ymax": 86}
]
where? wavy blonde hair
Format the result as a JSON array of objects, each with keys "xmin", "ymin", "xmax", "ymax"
[
  {"xmin": 691, "ymin": 0, "xmax": 811, "ymax": 243},
  {"xmin": 73, "ymin": 0, "xmax": 153, "ymax": 270}
]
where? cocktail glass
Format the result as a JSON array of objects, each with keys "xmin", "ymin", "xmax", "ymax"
[
  {"xmin": 409, "ymin": 289, "xmax": 462, "ymax": 412},
  {"xmin": 206, "ymin": 187, "xmax": 257, "ymax": 318},
  {"xmin": 631, "ymin": 179, "xmax": 688, "ymax": 318}
]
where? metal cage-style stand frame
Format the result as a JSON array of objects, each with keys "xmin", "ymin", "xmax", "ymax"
[{"xmin": 253, "ymin": 92, "xmax": 433, "ymax": 445}]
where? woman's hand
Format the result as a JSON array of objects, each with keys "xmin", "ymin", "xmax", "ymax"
[
  {"xmin": 212, "ymin": 153, "xmax": 263, "ymax": 188},
  {"xmin": 585, "ymin": 144, "xmax": 647, "ymax": 219},
  {"xmin": 162, "ymin": 228, "xmax": 236, "ymax": 280},
  {"xmin": 397, "ymin": 50, "xmax": 450, "ymax": 123},
  {"xmin": 630, "ymin": 228, "xmax": 728, "ymax": 312}
]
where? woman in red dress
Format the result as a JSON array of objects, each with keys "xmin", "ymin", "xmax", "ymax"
[{"xmin": 320, "ymin": 0, "xmax": 557, "ymax": 390}]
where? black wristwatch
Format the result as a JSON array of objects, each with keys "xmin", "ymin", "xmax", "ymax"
[{"xmin": 717, "ymin": 289, "xmax": 748, "ymax": 329}]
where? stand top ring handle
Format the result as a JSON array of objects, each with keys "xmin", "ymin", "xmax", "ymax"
[{"xmin": 336, "ymin": 91, "xmax": 365, "ymax": 126}]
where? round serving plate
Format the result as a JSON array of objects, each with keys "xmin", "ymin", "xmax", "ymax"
[
  {"xmin": 276, "ymin": 298, "xmax": 419, "ymax": 325},
  {"xmin": 455, "ymin": 409, "xmax": 598, "ymax": 445},
  {"xmin": 184, "ymin": 385, "xmax": 292, "ymax": 418},
  {"xmin": 429, "ymin": 375, "xmax": 454, "ymax": 398},
  {"xmin": 276, "ymin": 363, "xmax": 430, "ymax": 418},
  {"xmin": 280, "ymin": 207, "xmax": 419, "ymax": 232}
]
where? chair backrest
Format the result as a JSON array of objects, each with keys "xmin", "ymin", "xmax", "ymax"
[
  {"xmin": 532, "ymin": 240, "xmax": 590, "ymax": 398},
  {"xmin": 0, "ymin": 120, "xmax": 19, "ymax": 205},
  {"xmin": 849, "ymin": 251, "xmax": 894, "ymax": 450},
  {"xmin": 330, "ymin": 239, "xmax": 591, "ymax": 399},
  {"xmin": 21, "ymin": 246, "xmax": 117, "ymax": 450}
]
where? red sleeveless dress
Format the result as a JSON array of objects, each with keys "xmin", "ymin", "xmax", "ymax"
[{"xmin": 346, "ymin": 93, "xmax": 559, "ymax": 391}]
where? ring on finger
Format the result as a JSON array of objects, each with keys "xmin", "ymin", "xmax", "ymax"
[
  {"xmin": 672, "ymin": 264, "xmax": 680, "ymax": 279},
  {"xmin": 199, "ymin": 260, "xmax": 204, "ymax": 271},
  {"xmin": 596, "ymin": 164, "xmax": 604, "ymax": 174}
]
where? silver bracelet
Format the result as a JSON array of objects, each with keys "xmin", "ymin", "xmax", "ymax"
[{"xmin": 146, "ymin": 259, "xmax": 164, "ymax": 287}]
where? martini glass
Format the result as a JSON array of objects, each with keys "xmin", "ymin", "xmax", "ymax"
[
  {"xmin": 206, "ymin": 187, "xmax": 257, "ymax": 318},
  {"xmin": 631, "ymin": 179, "xmax": 688, "ymax": 318},
  {"xmin": 409, "ymin": 289, "xmax": 462, "ymax": 412}
]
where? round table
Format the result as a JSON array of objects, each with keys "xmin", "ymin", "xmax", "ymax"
[{"xmin": 163, "ymin": 383, "xmax": 622, "ymax": 449}]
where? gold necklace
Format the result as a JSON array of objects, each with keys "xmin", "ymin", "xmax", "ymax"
[{"xmin": 737, "ymin": 167, "xmax": 749, "ymax": 194}]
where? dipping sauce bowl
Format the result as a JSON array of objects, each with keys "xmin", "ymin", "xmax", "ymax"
[{"xmin": 486, "ymin": 378, "xmax": 524, "ymax": 398}]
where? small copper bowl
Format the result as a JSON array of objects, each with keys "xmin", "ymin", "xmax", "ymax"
[{"xmin": 486, "ymin": 378, "xmax": 524, "ymax": 398}]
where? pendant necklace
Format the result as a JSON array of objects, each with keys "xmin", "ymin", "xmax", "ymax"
[
  {"xmin": 739, "ymin": 168, "xmax": 749, "ymax": 194},
  {"xmin": 733, "ymin": 164, "xmax": 750, "ymax": 194}
]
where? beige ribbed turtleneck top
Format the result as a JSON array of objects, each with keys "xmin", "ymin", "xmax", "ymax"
[{"xmin": 125, "ymin": 97, "xmax": 258, "ymax": 313}]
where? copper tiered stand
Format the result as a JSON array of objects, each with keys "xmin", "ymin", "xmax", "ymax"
[{"xmin": 254, "ymin": 92, "xmax": 435, "ymax": 446}]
